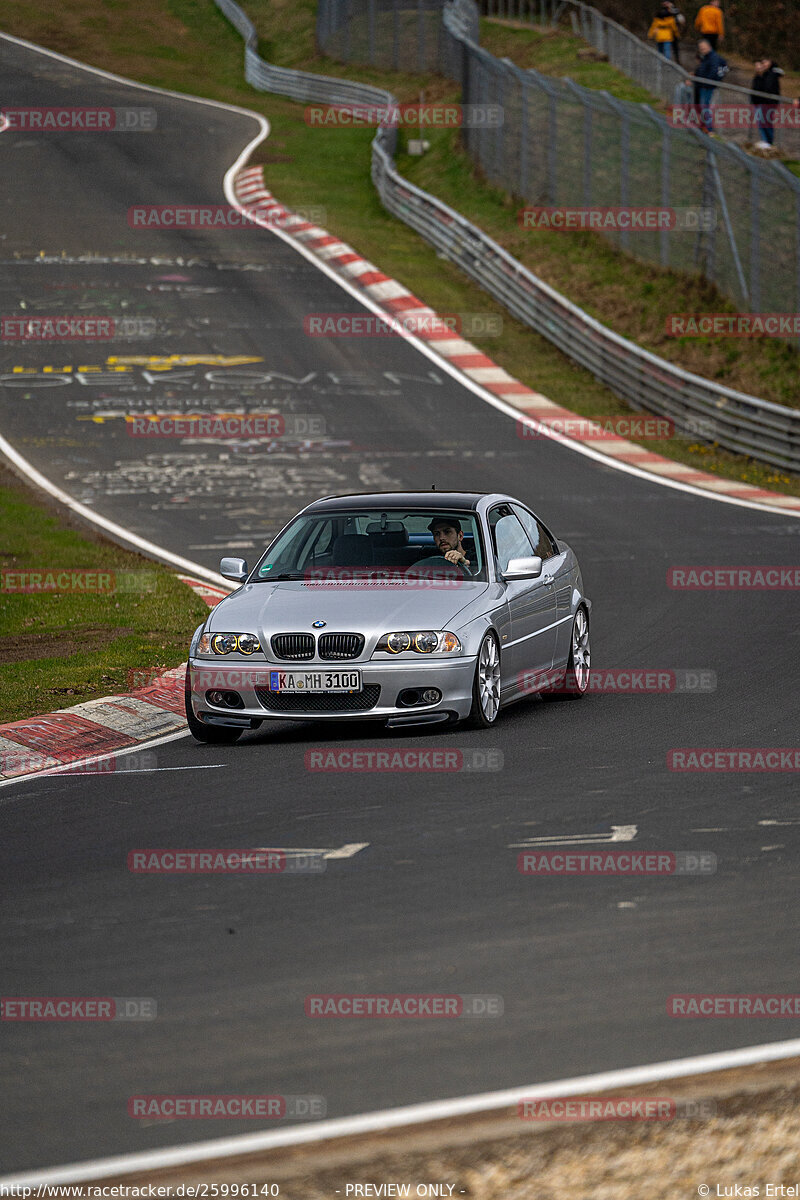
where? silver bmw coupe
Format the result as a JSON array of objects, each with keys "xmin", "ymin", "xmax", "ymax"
[{"xmin": 185, "ymin": 491, "xmax": 592, "ymax": 742}]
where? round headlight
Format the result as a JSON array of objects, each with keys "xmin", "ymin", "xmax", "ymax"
[
  {"xmin": 387, "ymin": 631, "xmax": 412, "ymax": 653},
  {"xmin": 413, "ymin": 631, "xmax": 439, "ymax": 653},
  {"xmin": 237, "ymin": 633, "xmax": 261, "ymax": 655},
  {"xmin": 211, "ymin": 633, "xmax": 238, "ymax": 655}
]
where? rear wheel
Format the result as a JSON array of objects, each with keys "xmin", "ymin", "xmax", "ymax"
[
  {"xmin": 185, "ymin": 673, "xmax": 243, "ymax": 744},
  {"xmin": 541, "ymin": 606, "xmax": 590, "ymax": 700},
  {"xmin": 465, "ymin": 632, "xmax": 501, "ymax": 727}
]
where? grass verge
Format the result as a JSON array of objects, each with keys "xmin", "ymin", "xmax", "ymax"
[
  {"xmin": 0, "ymin": 465, "xmax": 208, "ymax": 724},
  {"xmin": 0, "ymin": 0, "xmax": 797, "ymax": 505}
]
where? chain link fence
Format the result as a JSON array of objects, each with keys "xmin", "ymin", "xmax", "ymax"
[
  {"xmin": 480, "ymin": 0, "xmax": 800, "ymax": 158},
  {"xmin": 317, "ymin": 0, "xmax": 800, "ymax": 327},
  {"xmin": 216, "ymin": 0, "xmax": 800, "ymax": 471}
]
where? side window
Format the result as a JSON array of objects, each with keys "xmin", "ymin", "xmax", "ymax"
[
  {"xmin": 488, "ymin": 505, "xmax": 536, "ymax": 573},
  {"xmin": 512, "ymin": 505, "xmax": 557, "ymax": 560}
]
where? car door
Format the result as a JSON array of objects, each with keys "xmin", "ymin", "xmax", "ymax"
[
  {"xmin": 512, "ymin": 504, "xmax": 574, "ymax": 668},
  {"xmin": 488, "ymin": 504, "xmax": 558, "ymax": 698}
]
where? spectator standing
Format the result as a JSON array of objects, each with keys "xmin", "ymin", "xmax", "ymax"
[
  {"xmin": 750, "ymin": 57, "xmax": 783, "ymax": 148},
  {"xmin": 693, "ymin": 38, "xmax": 728, "ymax": 131},
  {"xmin": 694, "ymin": 0, "xmax": 724, "ymax": 50},
  {"xmin": 666, "ymin": 1, "xmax": 687, "ymax": 65},
  {"xmin": 648, "ymin": 3, "xmax": 680, "ymax": 59}
]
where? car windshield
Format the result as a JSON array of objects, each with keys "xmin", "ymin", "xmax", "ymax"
[{"xmin": 252, "ymin": 509, "xmax": 487, "ymax": 583}]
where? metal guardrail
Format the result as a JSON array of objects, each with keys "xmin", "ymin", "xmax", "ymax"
[{"xmin": 216, "ymin": 0, "xmax": 800, "ymax": 474}]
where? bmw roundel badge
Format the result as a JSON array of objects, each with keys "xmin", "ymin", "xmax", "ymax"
[{"xmin": 312, "ymin": 620, "xmax": 326, "ymax": 628}]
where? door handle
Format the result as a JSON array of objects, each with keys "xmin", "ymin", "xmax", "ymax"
[{"xmin": 543, "ymin": 574, "xmax": 555, "ymax": 586}]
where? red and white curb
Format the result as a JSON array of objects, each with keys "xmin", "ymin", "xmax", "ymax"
[
  {"xmin": 235, "ymin": 165, "xmax": 800, "ymax": 514},
  {"xmin": 0, "ymin": 576, "xmax": 229, "ymax": 781}
]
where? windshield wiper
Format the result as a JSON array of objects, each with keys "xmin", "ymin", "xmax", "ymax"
[{"xmin": 261, "ymin": 571, "xmax": 306, "ymax": 581}]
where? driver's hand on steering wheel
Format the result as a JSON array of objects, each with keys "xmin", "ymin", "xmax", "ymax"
[{"xmin": 443, "ymin": 548, "xmax": 469, "ymax": 567}]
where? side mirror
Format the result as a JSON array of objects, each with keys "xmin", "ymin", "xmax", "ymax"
[
  {"xmin": 503, "ymin": 555, "xmax": 543, "ymax": 581},
  {"xmin": 220, "ymin": 556, "xmax": 248, "ymax": 583}
]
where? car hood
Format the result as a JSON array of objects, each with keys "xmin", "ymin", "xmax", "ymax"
[{"xmin": 209, "ymin": 580, "xmax": 490, "ymax": 647}]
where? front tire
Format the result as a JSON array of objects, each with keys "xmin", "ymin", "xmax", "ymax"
[
  {"xmin": 465, "ymin": 632, "xmax": 502, "ymax": 728},
  {"xmin": 541, "ymin": 606, "xmax": 591, "ymax": 700},
  {"xmin": 185, "ymin": 673, "xmax": 243, "ymax": 744}
]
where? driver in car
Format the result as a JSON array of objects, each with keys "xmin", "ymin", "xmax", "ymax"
[{"xmin": 428, "ymin": 517, "xmax": 476, "ymax": 575}]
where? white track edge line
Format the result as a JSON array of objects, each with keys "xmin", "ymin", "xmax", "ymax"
[
  {"xmin": 0, "ymin": 431, "xmax": 230, "ymax": 584},
  {"xmin": 3, "ymin": 1038, "xmax": 799, "ymax": 1185},
  {"xmin": 0, "ymin": 31, "xmax": 272, "ymax": 580},
  {"xmin": 0, "ymin": 729, "xmax": 192, "ymax": 794},
  {"xmin": 2, "ymin": 31, "xmax": 799, "ymax": 523}
]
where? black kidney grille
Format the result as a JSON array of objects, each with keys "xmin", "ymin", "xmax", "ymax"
[
  {"xmin": 318, "ymin": 633, "xmax": 364, "ymax": 660},
  {"xmin": 256, "ymin": 685, "xmax": 381, "ymax": 713},
  {"xmin": 271, "ymin": 633, "xmax": 315, "ymax": 660}
]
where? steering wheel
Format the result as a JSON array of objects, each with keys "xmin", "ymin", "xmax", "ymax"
[{"xmin": 405, "ymin": 555, "xmax": 468, "ymax": 578}]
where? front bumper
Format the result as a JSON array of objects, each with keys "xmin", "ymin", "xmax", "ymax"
[{"xmin": 187, "ymin": 656, "xmax": 477, "ymax": 723}]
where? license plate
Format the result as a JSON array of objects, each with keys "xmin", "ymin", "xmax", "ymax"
[{"xmin": 268, "ymin": 670, "xmax": 362, "ymax": 693}]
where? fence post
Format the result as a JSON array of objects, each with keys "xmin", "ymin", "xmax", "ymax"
[
  {"xmin": 520, "ymin": 77, "xmax": 529, "ymax": 199},
  {"xmin": 343, "ymin": 0, "xmax": 350, "ymax": 61},
  {"xmin": 749, "ymin": 166, "xmax": 760, "ymax": 314},
  {"xmin": 710, "ymin": 150, "xmax": 749, "ymax": 306},
  {"xmin": 392, "ymin": 0, "xmax": 399, "ymax": 70},
  {"xmin": 368, "ymin": 0, "xmax": 375, "ymax": 65},
  {"xmin": 548, "ymin": 88, "xmax": 558, "ymax": 203},
  {"xmin": 495, "ymin": 64, "xmax": 505, "ymax": 183}
]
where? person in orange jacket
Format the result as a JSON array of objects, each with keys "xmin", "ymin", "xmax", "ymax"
[
  {"xmin": 694, "ymin": 0, "xmax": 724, "ymax": 50},
  {"xmin": 648, "ymin": 3, "xmax": 680, "ymax": 59}
]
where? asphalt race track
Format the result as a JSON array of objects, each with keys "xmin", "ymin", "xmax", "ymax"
[{"xmin": 1, "ymin": 33, "xmax": 799, "ymax": 1175}]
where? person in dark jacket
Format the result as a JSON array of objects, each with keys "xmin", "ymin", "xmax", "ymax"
[
  {"xmin": 750, "ymin": 58, "xmax": 783, "ymax": 147},
  {"xmin": 693, "ymin": 39, "xmax": 727, "ymax": 131}
]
